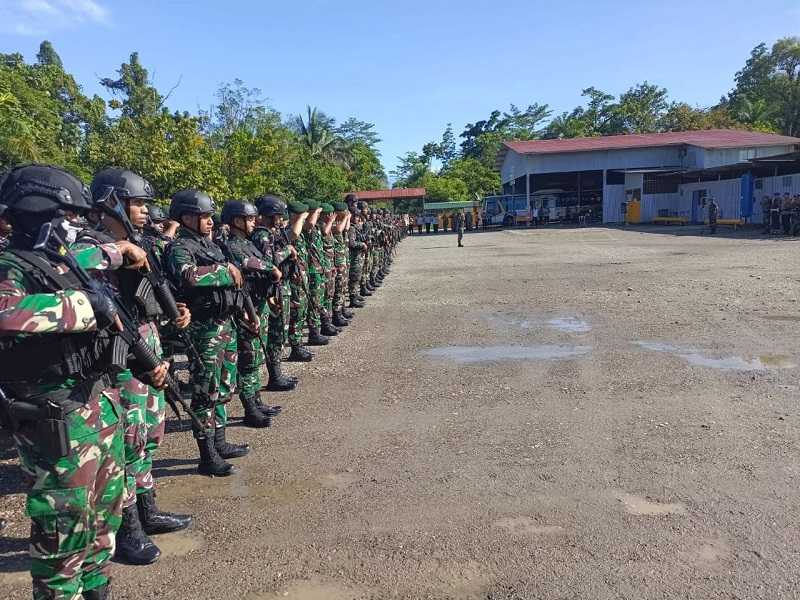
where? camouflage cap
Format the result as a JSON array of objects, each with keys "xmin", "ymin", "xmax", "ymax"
[{"xmin": 287, "ymin": 200, "xmax": 308, "ymax": 214}]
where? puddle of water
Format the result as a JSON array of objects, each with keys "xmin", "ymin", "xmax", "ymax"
[
  {"xmin": 247, "ymin": 578, "xmax": 366, "ymax": 600},
  {"xmin": 547, "ymin": 317, "xmax": 591, "ymax": 333},
  {"xmin": 157, "ymin": 531, "xmax": 204, "ymax": 557},
  {"xmin": 616, "ymin": 493, "xmax": 687, "ymax": 516},
  {"xmin": 493, "ymin": 516, "xmax": 565, "ymax": 536},
  {"xmin": 423, "ymin": 345, "xmax": 591, "ymax": 364},
  {"xmin": 634, "ymin": 341, "xmax": 795, "ymax": 371}
]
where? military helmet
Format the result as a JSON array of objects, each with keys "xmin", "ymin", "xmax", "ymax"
[
  {"xmin": 255, "ymin": 195, "xmax": 287, "ymax": 217},
  {"xmin": 221, "ymin": 200, "xmax": 258, "ymax": 225},
  {"xmin": 169, "ymin": 189, "xmax": 215, "ymax": 220},
  {"xmin": 91, "ymin": 168, "xmax": 155, "ymax": 204},
  {"xmin": 147, "ymin": 204, "xmax": 167, "ymax": 223},
  {"xmin": 0, "ymin": 164, "xmax": 92, "ymax": 216},
  {"xmin": 0, "ymin": 203, "xmax": 6, "ymax": 217}
]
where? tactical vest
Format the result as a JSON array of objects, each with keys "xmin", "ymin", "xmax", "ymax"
[
  {"xmin": 0, "ymin": 250, "xmax": 112, "ymax": 386},
  {"xmin": 221, "ymin": 235, "xmax": 274, "ymax": 300},
  {"xmin": 170, "ymin": 233, "xmax": 242, "ymax": 322}
]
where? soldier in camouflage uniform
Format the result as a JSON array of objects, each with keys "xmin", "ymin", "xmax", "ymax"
[
  {"xmin": 85, "ymin": 168, "xmax": 193, "ymax": 565},
  {"xmin": 347, "ymin": 208, "xmax": 367, "ymax": 308},
  {"xmin": 318, "ymin": 203, "xmax": 342, "ymax": 336},
  {"xmin": 301, "ymin": 200, "xmax": 333, "ymax": 344},
  {"xmin": 330, "ymin": 202, "xmax": 352, "ymax": 327},
  {"xmin": 287, "ymin": 201, "xmax": 314, "ymax": 360},
  {"xmin": 219, "ymin": 200, "xmax": 283, "ymax": 427},
  {"xmin": 252, "ymin": 195, "xmax": 303, "ymax": 383},
  {"xmin": 164, "ymin": 190, "xmax": 248, "ymax": 477},
  {"xmin": 0, "ymin": 164, "xmax": 140, "ymax": 600}
]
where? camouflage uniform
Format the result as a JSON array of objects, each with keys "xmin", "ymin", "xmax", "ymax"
[
  {"xmin": 304, "ymin": 226, "xmax": 325, "ymax": 331},
  {"xmin": 0, "ymin": 243, "xmax": 125, "ymax": 600},
  {"xmin": 347, "ymin": 218, "xmax": 364, "ymax": 299},
  {"xmin": 252, "ymin": 225, "xmax": 292, "ymax": 362},
  {"xmin": 332, "ymin": 230, "xmax": 348, "ymax": 313},
  {"xmin": 164, "ymin": 227, "xmax": 238, "ymax": 433},
  {"xmin": 288, "ymin": 232, "xmax": 309, "ymax": 347}
]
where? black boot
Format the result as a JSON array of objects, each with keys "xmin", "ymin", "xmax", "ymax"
[
  {"xmin": 371, "ymin": 277, "xmax": 382, "ymax": 288},
  {"xmin": 332, "ymin": 310, "xmax": 350, "ymax": 327},
  {"xmin": 365, "ymin": 281, "xmax": 376, "ymax": 292},
  {"xmin": 341, "ymin": 307, "xmax": 355, "ymax": 319},
  {"xmin": 360, "ymin": 285, "xmax": 373, "ymax": 297},
  {"xmin": 307, "ymin": 325, "xmax": 329, "ymax": 346},
  {"xmin": 83, "ymin": 584, "xmax": 110, "ymax": 600},
  {"xmin": 241, "ymin": 395, "xmax": 272, "ymax": 428},
  {"xmin": 137, "ymin": 489, "xmax": 192, "ymax": 535},
  {"xmin": 196, "ymin": 431, "xmax": 237, "ymax": 477},
  {"xmin": 114, "ymin": 505, "xmax": 161, "ymax": 565},
  {"xmin": 265, "ymin": 356, "xmax": 297, "ymax": 392},
  {"xmin": 214, "ymin": 424, "xmax": 251, "ymax": 456},
  {"xmin": 320, "ymin": 318, "xmax": 339, "ymax": 336},
  {"xmin": 253, "ymin": 393, "xmax": 283, "ymax": 415},
  {"xmin": 287, "ymin": 344, "xmax": 314, "ymax": 362},
  {"xmin": 349, "ymin": 295, "xmax": 365, "ymax": 308}
]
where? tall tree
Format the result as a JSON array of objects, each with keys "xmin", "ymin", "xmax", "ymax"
[
  {"xmin": 100, "ymin": 52, "xmax": 164, "ymax": 119},
  {"xmin": 36, "ymin": 41, "xmax": 62, "ymax": 68}
]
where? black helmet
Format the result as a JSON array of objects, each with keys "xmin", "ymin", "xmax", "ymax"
[
  {"xmin": 90, "ymin": 168, "xmax": 155, "ymax": 204},
  {"xmin": 0, "ymin": 164, "xmax": 91, "ymax": 215},
  {"xmin": 0, "ymin": 203, "xmax": 6, "ymax": 217},
  {"xmin": 147, "ymin": 204, "xmax": 166, "ymax": 223},
  {"xmin": 169, "ymin": 189, "xmax": 215, "ymax": 220},
  {"xmin": 255, "ymin": 194, "xmax": 287, "ymax": 217},
  {"xmin": 221, "ymin": 200, "xmax": 257, "ymax": 225}
]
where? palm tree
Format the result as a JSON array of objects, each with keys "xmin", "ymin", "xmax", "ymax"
[{"xmin": 294, "ymin": 106, "xmax": 351, "ymax": 165}]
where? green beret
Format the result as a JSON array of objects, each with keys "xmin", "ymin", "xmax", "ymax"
[
  {"xmin": 320, "ymin": 203, "xmax": 334, "ymax": 214},
  {"xmin": 333, "ymin": 202, "xmax": 348, "ymax": 212},
  {"xmin": 287, "ymin": 201, "xmax": 308, "ymax": 214},
  {"xmin": 304, "ymin": 199, "xmax": 320, "ymax": 211}
]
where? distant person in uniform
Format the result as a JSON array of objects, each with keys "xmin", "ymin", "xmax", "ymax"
[
  {"xmin": 761, "ymin": 194, "xmax": 771, "ymax": 233},
  {"xmin": 416, "ymin": 213, "xmax": 424, "ymax": 234},
  {"xmin": 455, "ymin": 210, "xmax": 465, "ymax": 247},
  {"xmin": 425, "ymin": 215, "xmax": 432, "ymax": 233},
  {"xmin": 708, "ymin": 197, "xmax": 719, "ymax": 235}
]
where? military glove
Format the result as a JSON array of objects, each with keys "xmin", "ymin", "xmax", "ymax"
[{"xmin": 87, "ymin": 288, "xmax": 118, "ymax": 330}]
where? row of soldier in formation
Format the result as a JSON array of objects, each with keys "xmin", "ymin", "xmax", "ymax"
[
  {"xmin": 761, "ymin": 192, "xmax": 800, "ymax": 235},
  {"xmin": 0, "ymin": 164, "xmax": 405, "ymax": 600}
]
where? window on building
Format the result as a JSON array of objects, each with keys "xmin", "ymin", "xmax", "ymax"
[{"xmin": 739, "ymin": 148, "xmax": 757, "ymax": 162}]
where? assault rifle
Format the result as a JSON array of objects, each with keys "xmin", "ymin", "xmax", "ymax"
[{"xmin": 35, "ymin": 221, "xmax": 206, "ymax": 433}]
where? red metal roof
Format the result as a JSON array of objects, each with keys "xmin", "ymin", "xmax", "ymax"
[
  {"xmin": 502, "ymin": 129, "xmax": 800, "ymax": 157},
  {"xmin": 348, "ymin": 188, "xmax": 426, "ymax": 201}
]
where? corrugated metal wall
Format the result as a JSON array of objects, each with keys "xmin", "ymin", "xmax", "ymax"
[
  {"xmin": 603, "ymin": 185, "xmax": 625, "ymax": 223},
  {"xmin": 641, "ymin": 193, "xmax": 686, "ymax": 221}
]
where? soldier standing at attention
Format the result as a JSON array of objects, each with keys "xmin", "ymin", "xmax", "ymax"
[
  {"xmin": 252, "ymin": 195, "xmax": 303, "ymax": 384},
  {"xmin": 286, "ymin": 202, "xmax": 315, "ymax": 361},
  {"xmin": 302, "ymin": 200, "xmax": 332, "ymax": 345},
  {"xmin": 331, "ymin": 202, "xmax": 353, "ymax": 327},
  {"xmin": 347, "ymin": 208, "xmax": 367, "ymax": 309},
  {"xmin": 455, "ymin": 210, "xmax": 465, "ymax": 247},
  {"xmin": 0, "ymin": 164, "xmax": 146, "ymax": 600},
  {"xmin": 164, "ymin": 190, "xmax": 248, "ymax": 477},
  {"xmin": 319, "ymin": 203, "xmax": 344, "ymax": 332},
  {"xmin": 707, "ymin": 197, "xmax": 719, "ymax": 235},
  {"xmin": 85, "ymin": 168, "xmax": 192, "ymax": 566},
  {"xmin": 219, "ymin": 200, "xmax": 282, "ymax": 427}
]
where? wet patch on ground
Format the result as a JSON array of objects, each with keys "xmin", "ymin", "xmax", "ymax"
[
  {"xmin": 483, "ymin": 313, "xmax": 592, "ymax": 334},
  {"xmin": 423, "ymin": 345, "xmax": 591, "ymax": 364},
  {"xmin": 634, "ymin": 341, "xmax": 795, "ymax": 371},
  {"xmin": 246, "ymin": 577, "xmax": 368, "ymax": 599},
  {"xmin": 616, "ymin": 492, "xmax": 688, "ymax": 516},
  {"xmin": 156, "ymin": 530, "xmax": 205, "ymax": 557},
  {"xmin": 493, "ymin": 516, "xmax": 565, "ymax": 537}
]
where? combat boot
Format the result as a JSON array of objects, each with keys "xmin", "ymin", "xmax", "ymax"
[
  {"xmin": 287, "ymin": 344, "xmax": 314, "ymax": 361},
  {"xmin": 137, "ymin": 489, "xmax": 192, "ymax": 535},
  {"xmin": 332, "ymin": 309, "xmax": 350, "ymax": 327},
  {"xmin": 82, "ymin": 584, "xmax": 110, "ymax": 600},
  {"xmin": 196, "ymin": 431, "xmax": 237, "ymax": 477},
  {"xmin": 365, "ymin": 281, "xmax": 376, "ymax": 292},
  {"xmin": 371, "ymin": 276, "xmax": 382, "ymax": 288},
  {"xmin": 241, "ymin": 395, "xmax": 272, "ymax": 428},
  {"xmin": 307, "ymin": 325, "xmax": 329, "ymax": 346},
  {"xmin": 360, "ymin": 284, "xmax": 373, "ymax": 297},
  {"xmin": 254, "ymin": 393, "xmax": 283, "ymax": 415},
  {"xmin": 214, "ymin": 424, "xmax": 251, "ymax": 457},
  {"xmin": 349, "ymin": 295, "xmax": 365, "ymax": 308},
  {"xmin": 265, "ymin": 356, "xmax": 297, "ymax": 392},
  {"xmin": 114, "ymin": 505, "xmax": 161, "ymax": 565},
  {"xmin": 341, "ymin": 307, "xmax": 355, "ymax": 319},
  {"xmin": 320, "ymin": 317, "xmax": 340, "ymax": 337}
]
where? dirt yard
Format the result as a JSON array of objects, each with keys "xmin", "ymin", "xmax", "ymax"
[{"xmin": 2, "ymin": 225, "xmax": 799, "ymax": 599}]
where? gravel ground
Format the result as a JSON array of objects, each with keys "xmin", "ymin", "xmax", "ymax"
[{"xmin": 2, "ymin": 225, "xmax": 800, "ymax": 599}]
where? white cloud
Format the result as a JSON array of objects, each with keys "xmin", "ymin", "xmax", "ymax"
[{"xmin": 0, "ymin": 0, "xmax": 110, "ymax": 36}]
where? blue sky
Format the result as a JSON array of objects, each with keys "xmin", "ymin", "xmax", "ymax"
[{"xmin": 1, "ymin": 0, "xmax": 798, "ymax": 177}]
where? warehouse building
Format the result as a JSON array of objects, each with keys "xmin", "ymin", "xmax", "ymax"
[{"xmin": 496, "ymin": 129, "xmax": 800, "ymax": 224}]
